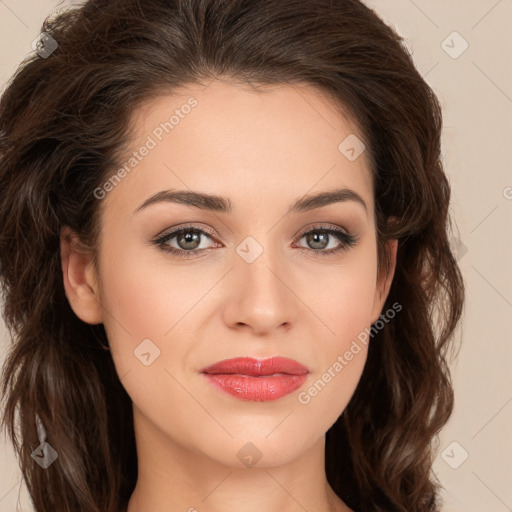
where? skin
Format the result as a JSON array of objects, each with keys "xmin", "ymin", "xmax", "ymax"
[{"xmin": 60, "ymin": 79, "xmax": 397, "ymax": 512}]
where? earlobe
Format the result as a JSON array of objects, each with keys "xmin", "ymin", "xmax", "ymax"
[
  {"xmin": 370, "ymin": 238, "xmax": 398, "ymax": 325},
  {"xmin": 60, "ymin": 226, "xmax": 103, "ymax": 325}
]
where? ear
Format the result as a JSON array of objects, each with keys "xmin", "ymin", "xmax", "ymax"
[
  {"xmin": 60, "ymin": 225, "xmax": 103, "ymax": 324},
  {"xmin": 370, "ymin": 238, "xmax": 398, "ymax": 325}
]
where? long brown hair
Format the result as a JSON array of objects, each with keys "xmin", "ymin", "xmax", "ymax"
[{"xmin": 0, "ymin": 1, "xmax": 465, "ymax": 511}]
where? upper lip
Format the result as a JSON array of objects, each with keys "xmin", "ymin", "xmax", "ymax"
[{"xmin": 200, "ymin": 356, "xmax": 309, "ymax": 376}]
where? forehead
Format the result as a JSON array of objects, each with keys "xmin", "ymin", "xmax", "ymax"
[{"xmin": 101, "ymin": 79, "xmax": 374, "ymax": 221}]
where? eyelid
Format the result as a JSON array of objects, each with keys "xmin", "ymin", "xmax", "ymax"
[
  {"xmin": 293, "ymin": 222, "xmax": 350, "ymax": 240},
  {"xmin": 154, "ymin": 223, "xmax": 217, "ymax": 242}
]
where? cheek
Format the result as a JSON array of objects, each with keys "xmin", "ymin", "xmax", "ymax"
[
  {"xmin": 95, "ymin": 242, "xmax": 198, "ymax": 384},
  {"xmin": 299, "ymin": 250, "xmax": 378, "ymax": 342},
  {"xmin": 99, "ymin": 245, "xmax": 206, "ymax": 339},
  {"xmin": 296, "ymin": 342, "xmax": 368, "ymax": 438},
  {"xmin": 97, "ymin": 250, "xmax": 201, "ymax": 428},
  {"xmin": 297, "ymin": 273, "xmax": 372, "ymax": 431},
  {"xmin": 293, "ymin": 254, "xmax": 376, "ymax": 427}
]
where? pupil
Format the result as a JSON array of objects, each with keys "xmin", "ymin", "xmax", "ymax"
[
  {"xmin": 180, "ymin": 231, "xmax": 199, "ymax": 249},
  {"xmin": 309, "ymin": 232, "xmax": 328, "ymax": 249}
]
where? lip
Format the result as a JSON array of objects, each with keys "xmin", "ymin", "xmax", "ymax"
[{"xmin": 200, "ymin": 356, "xmax": 309, "ymax": 402}]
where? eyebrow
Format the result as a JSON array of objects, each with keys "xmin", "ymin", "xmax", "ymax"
[{"xmin": 134, "ymin": 187, "xmax": 367, "ymax": 215}]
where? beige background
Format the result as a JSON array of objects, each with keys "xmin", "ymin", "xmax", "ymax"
[{"xmin": 1, "ymin": 1, "xmax": 511, "ymax": 511}]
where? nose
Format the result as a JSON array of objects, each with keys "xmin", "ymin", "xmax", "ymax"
[{"xmin": 221, "ymin": 242, "xmax": 298, "ymax": 336}]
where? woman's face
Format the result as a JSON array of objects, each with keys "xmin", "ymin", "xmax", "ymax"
[{"xmin": 64, "ymin": 79, "xmax": 396, "ymax": 467}]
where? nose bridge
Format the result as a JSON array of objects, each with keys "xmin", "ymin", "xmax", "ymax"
[
  {"xmin": 235, "ymin": 232, "xmax": 285, "ymax": 297},
  {"xmin": 225, "ymin": 231, "xmax": 296, "ymax": 332}
]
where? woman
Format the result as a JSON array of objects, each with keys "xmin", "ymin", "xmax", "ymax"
[{"xmin": 0, "ymin": 1, "xmax": 465, "ymax": 511}]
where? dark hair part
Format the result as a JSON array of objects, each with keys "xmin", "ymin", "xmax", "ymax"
[{"xmin": 0, "ymin": 0, "xmax": 465, "ymax": 511}]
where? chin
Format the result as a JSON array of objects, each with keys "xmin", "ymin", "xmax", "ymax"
[{"xmin": 197, "ymin": 431, "xmax": 319, "ymax": 469}]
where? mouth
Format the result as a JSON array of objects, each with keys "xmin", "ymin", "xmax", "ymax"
[{"xmin": 200, "ymin": 356, "xmax": 309, "ymax": 402}]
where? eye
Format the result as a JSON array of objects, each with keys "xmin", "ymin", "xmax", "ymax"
[
  {"xmin": 293, "ymin": 224, "xmax": 358, "ymax": 256},
  {"xmin": 153, "ymin": 225, "xmax": 218, "ymax": 258}
]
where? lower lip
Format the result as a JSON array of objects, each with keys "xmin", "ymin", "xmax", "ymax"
[{"xmin": 203, "ymin": 373, "xmax": 308, "ymax": 401}]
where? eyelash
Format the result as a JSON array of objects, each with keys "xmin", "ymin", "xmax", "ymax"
[{"xmin": 153, "ymin": 223, "xmax": 359, "ymax": 259}]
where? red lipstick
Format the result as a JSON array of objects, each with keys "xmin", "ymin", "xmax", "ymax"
[{"xmin": 200, "ymin": 356, "xmax": 309, "ymax": 402}]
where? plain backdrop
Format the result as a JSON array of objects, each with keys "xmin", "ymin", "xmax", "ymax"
[{"xmin": 1, "ymin": 1, "xmax": 511, "ymax": 511}]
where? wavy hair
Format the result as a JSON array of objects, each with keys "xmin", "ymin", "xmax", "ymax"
[{"xmin": 0, "ymin": 1, "xmax": 465, "ymax": 511}]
